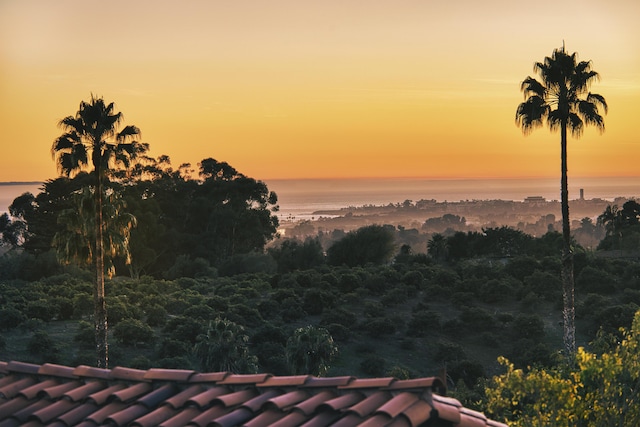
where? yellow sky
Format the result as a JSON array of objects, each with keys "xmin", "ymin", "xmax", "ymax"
[{"xmin": 1, "ymin": 0, "xmax": 639, "ymax": 181}]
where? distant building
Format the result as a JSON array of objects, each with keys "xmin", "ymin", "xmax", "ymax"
[{"xmin": 525, "ymin": 196, "xmax": 546, "ymax": 203}]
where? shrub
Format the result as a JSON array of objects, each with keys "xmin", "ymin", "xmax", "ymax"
[
  {"xmin": 27, "ymin": 330, "xmax": 59, "ymax": 362},
  {"xmin": 73, "ymin": 321, "xmax": 95, "ymax": 349},
  {"xmin": 381, "ymin": 286, "xmax": 409, "ymax": 306},
  {"xmin": 479, "ymin": 279, "xmax": 513, "ymax": 303},
  {"xmin": 360, "ymin": 355, "xmax": 386, "ymax": 377},
  {"xmin": 156, "ymin": 338, "xmax": 191, "ymax": 359},
  {"xmin": 338, "ymin": 273, "xmax": 362, "ymax": 294},
  {"xmin": 24, "ymin": 299, "xmax": 58, "ymax": 322},
  {"xmin": 0, "ymin": 306, "xmax": 26, "ymax": 330},
  {"xmin": 576, "ymin": 266, "xmax": 617, "ymax": 294},
  {"xmin": 361, "ymin": 318, "xmax": 396, "ymax": 336},
  {"xmin": 114, "ymin": 318, "xmax": 155, "ymax": 347},
  {"xmin": 407, "ymin": 311, "xmax": 441, "ymax": 337},
  {"xmin": 402, "ymin": 270, "xmax": 424, "ymax": 289},
  {"xmin": 434, "ymin": 341, "xmax": 466, "ymax": 363},
  {"xmin": 164, "ymin": 316, "xmax": 206, "ymax": 344},
  {"xmin": 146, "ymin": 304, "xmax": 168, "ymax": 327}
]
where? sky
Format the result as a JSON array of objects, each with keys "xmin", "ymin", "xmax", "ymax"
[{"xmin": 1, "ymin": 0, "xmax": 639, "ymax": 182}]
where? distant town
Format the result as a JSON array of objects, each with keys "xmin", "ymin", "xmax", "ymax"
[{"xmin": 280, "ymin": 192, "xmax": 629, "ymax": 252}]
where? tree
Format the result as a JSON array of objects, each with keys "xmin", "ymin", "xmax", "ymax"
[
  {"xmin": 51, "ymin": 95, "xmax": 148, "ymax": 368},
  {"xmin": 598, "ymin": 201, "xmax": 640, "ymax": 250},
  {"xmin": 326, "ymin": 225, "xmax": 395, "ymax": 267},
  {"xmin": 516, "ymin": 46, "xmax": 607, "ymax": 357},
  {"xmin": 193, "ymin": 317, "xmax": 258, "ymax": 373},
  {"xmin": 285, "ymin": 325, "xmax": 338, "ymax": 376},
  {"xmin": 484, "ymin": 310, "xmax": 640, "ymax": 427},
  {"xmin": 427, "ymin": 233, "xmax": 449, "ymax": 261}
]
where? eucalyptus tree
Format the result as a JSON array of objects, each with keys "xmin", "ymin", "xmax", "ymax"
[
  {"xmin": 516, "ymin": 46, "xmax": 607, "ymax": 356},
  {"xmin": 51, "ymin": 95, "xmax": 148, "ymax": 367}
]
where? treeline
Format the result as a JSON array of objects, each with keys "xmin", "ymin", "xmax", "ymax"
[{"xmin": 0, "ymin": 156, "xmax": 279, "ymax": 280}]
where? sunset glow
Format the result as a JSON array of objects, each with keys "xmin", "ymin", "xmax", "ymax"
[{"xmin": 1, "ymin": 0, "xmax": 639, "ymax": 181}]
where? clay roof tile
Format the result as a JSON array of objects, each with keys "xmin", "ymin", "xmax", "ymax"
[
  {"xmin": 376, "ymin": 393, "xmax": 420, "ymax": 418},
  {"xmin": 110, "ymin": 382, "xmax": 154, "ymax": 403},
  {"xmin": 210, "ymin": 406, "xmax": 253, "ymax": 427},
  {"xmin": 257, "ymin": 375, "xmax": 311, "ymax": 388},
  {"xmin": 339, "ymin": 378, "xmax": 395, "ymax": 390},
  {"xmin": 137, "ymin": 384, "xmax": 177, "ymax": 408},
  {"xmin": 264, "ymin": 390, "xmax": 309, "ymax": 410},
  {"xmin": 318, "ymin": 392, "xmax": 363, "ymax": 412},
  {"xmin": 30, "ymin": 399, "xmax": 78, "ymax": 424},
  {"xmin": 106, "ymin": 403, "xmax": 150, "ymax": 426},
  {"xmin": 39, "ymin": 380, "xmax": 82, "ymax": 399},
  {"xmin": 346, "ymin": 391, "xmax": 391, "ymax": 418},
  {"xmin": 0, "ymin": 377, "xmax": 37, "ymax": 399},
  {"xmin": 144, "ymin": 368, "xmax": 196, "ymax": 382},
  {"xmin": 56, "ymin": 402, "xmax": 99, "ymax": 425},
  {"xmin": 301, "ymin": 376, "xmax": 354, "ymax": 388},
  {"xmin": 188, "ymin": 405, "xmax": 228, "ymax": 427},
  {"xmin": 130, "ymin": 405, "xmax": 178, "ymax": 427},
  {"xmin": 158, "ymin": 406, "xmax": 200, "ymax": 427},
  {"xmin": 354, "ymin": 413, "xmax": 392, "ymax": 427},
  {"xmin": 72, "ymin": 365, "xmax": 111, "ymax": 380},
  {"xmin": 431, "ymin": 394, "xmax": 462, "ymax": 424},
  {"xmin": 298, "ymin": 410, "xmax": 343, "ymax": 427},
  {"xmin": 218, "ymin": 373, "xmax": 271, "ymax": 386},
  {"xmin": 187, "ymin": 372, "xmax": 229, "ymax": 383},
  {"xmin": 87, "ymin": 383, "xmax": 127, "ymax": 405},
  {"xmin": 6, "ymin": 361, "xmax": 40, "ymax": 375},
  {"xmin": 213, "ymin": 388, "xmax": 257, "ymax": 408},
  {"xmin": 241, "ymin": 388, "xmax": 280, "ymax": 412},
  {"xmin": 38, "ymin": 363, "xmax": 77, "ymax": 379},
  {"xmin": 109, "ymin": 366, "xmax": 148, "ymax": 382},
  {"xmin": 163, "ymin": 384, "xmax": 205, "ymax": 408},
  {"xmin": 186, "ymin": 386, "xmax": 228, "ymax": 408},
  {"xmin": 397, "ymin": 399, "xmax": 434, "ymax": 426},
  {"xmin": 296, "ymin": 390, "xmax": 338, "ymax": 415},
  {"xmin": 19, "ymin": 379, "xmax": 59, "ymax": 400},
  {"xmin": 269, "ymin": 411, "xmax": 308, "ymax": 427},
  {"xmin": 243, "ymin": 408, "xmax": 287, "ymax": 427},
  {"xmin": 63, "ymin": 381, "xmax": 107, "ymax": 402}
]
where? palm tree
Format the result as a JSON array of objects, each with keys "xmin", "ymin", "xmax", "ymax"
[
  {"xmin": 285, "ymin": 325, "xmax": 338, "ymax": 376},
  {"xmin": 516, "ymin": 46, "xmax": 607, "ymax": 356},
  {"xmin": 51, "ymin": 95, "xmax": 147, "ymax": 368},
  {"xmin": 193, "ymin": 318, "xmax": 258, "ymax": 373}
]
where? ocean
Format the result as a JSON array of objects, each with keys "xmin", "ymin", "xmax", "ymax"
[{"xmin": 1, "ymin": 177, "xmax": 639, "ymax": 220}]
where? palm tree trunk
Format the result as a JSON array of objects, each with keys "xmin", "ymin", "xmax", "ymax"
[
  {"xmin": 560, "ymin": 122, "xmax": 576, "ymax": 357},
  {"xmin": 94, "ymin": 172, "xmax": 108, "ymax": 368}
]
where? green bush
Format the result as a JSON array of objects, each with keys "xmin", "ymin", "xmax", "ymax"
[
  {"xmin": 114, "ymin": 318, "xmax": 155, "ymax": 347},
  {"xmin": 0, "ymin": 306, "xmax": 26, "ymax": 329},
  {"xmin": 73, "ymin": 321, "xmax": 95, "ymax": 349},
  {"xmin": 27, "ymin": 330, "xmax": 59, "ymax": 362}
]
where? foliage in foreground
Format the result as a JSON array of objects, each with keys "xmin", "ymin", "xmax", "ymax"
[{"xmin": 485, "ymin": 311, "xmax": 640, "ymax": 427}]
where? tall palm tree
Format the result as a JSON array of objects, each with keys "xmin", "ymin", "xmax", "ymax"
[
  {"xmin": 51, "ymin": 95, "xmax": 147, "ymax": 368},
  {"xmin": 516, "ymin": 46, "xmax": 607, "ymax": 356}
]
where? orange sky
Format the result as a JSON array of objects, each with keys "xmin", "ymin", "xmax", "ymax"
[{"xmin": 1, "ymin": 0, "xmax": 639, "ymax": 181}]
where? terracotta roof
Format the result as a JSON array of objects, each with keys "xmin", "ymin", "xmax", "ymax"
[{"xmin": 0, "ymin": 361, "xmax": 508, "ymax": 427}]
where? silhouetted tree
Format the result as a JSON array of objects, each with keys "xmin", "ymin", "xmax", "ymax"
[
  {"xmin": 516, "ymin": 45, "xmax": 607, "ymax": 357},
  {"xmin": 51, "ymin": 95, "xmax": 148, "ymax": 367},
  {"xmin": 326, "ymin": 225, "xmax": 395, "ymax": 267}
]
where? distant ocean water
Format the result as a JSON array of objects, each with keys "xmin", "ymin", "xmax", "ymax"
[{"xmin": 2, "ymin": 177, "xmax": 639, "ymax": 220}]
